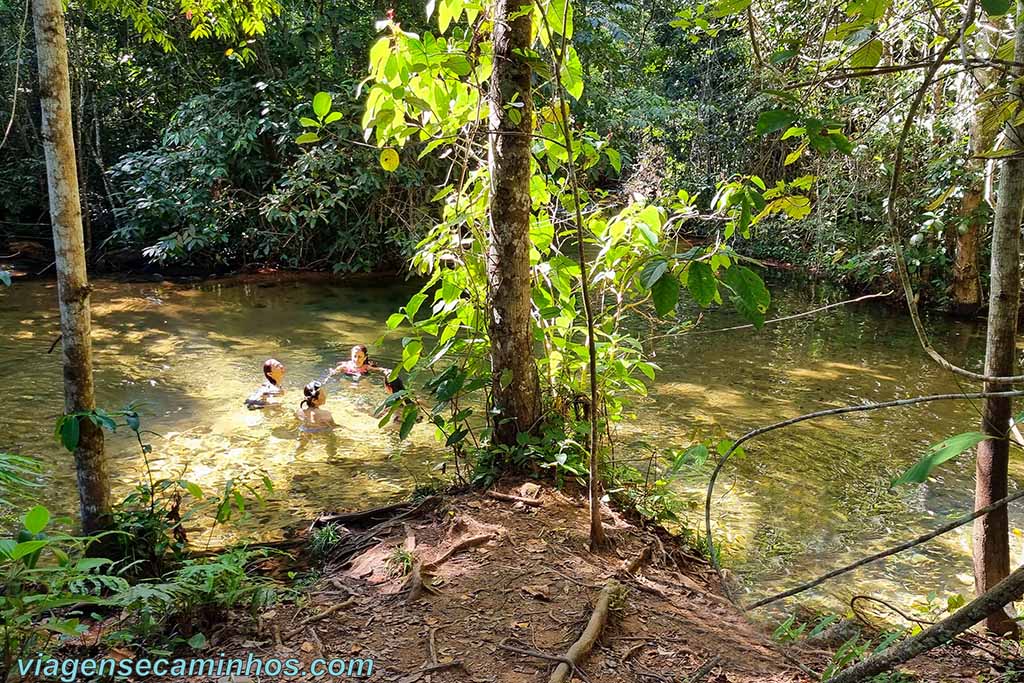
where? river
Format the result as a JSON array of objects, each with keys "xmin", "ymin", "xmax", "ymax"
[{"xmin": 1, "ymin": 275, "xmax": 1021, "ymax": 619}]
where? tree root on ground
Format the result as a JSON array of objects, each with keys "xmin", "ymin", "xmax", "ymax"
[
  {"xmin": 285, "ymin": 596, "xmax": 356, "ymax": 640},
  {"xmin": 403, "ymin": 533, "xmax": 494, "ymax": 603},
  {"xmin": 547, "ymin": 578, "xmax": 624, "ymax": 683},
  {"xmin": 488, "ymin": 490, "xmax": 543, "ymax": 507}
]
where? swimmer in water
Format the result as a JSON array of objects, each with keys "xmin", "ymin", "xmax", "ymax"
[
  {"xmin": 296, "ymin": 380, "xmax": 337, "ymax": 432},
  {"xmin": 329, "ymin": 344, "xmax": 390, "ymax": 379},
  {"xmin": 244, "ymin": 359, "xmax": 285, "ymax": 410}
]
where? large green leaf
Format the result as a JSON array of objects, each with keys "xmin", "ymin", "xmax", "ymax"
[
  {"xmin": 756, "ymin": 109, "xmax": 798, "ymax": 136},
  {"xmin": 850, "ymin": 40, "xmax": 883, "ymax": 69},
  {"xmin": 722, "ymin": 265, "xmax": 770, "ymax": 327},
  {"xmin": 686, "ymin": 261, "xmax": 717, "ymax": 307},
  {"xmin": 23, "ymin": 505, "xmax": 49, "ymax": 535},
  {"xmin": 893, "ymin": 432, "xmax": 989, "ymax": 485},
  {"xmin": 312, "ymin": 92, "xmax": 332, "ymax": 118},
  {"xmin": 982, "ymin": 0, "xmax": 1012, "ymax": 15},
  {"xmin": 651, "ymin": 273, "xmax": 680, "ymax": 317}
]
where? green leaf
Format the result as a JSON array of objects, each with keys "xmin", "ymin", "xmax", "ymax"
[
  {"xmin": 651, "ymin": 273, "xmax": 680, "ymax": 317},
  {"xmin": 850, "ymin": 39, "xmax": 883, "ymax": 69},
  {"xmin": 0, "ymin": 270, "xmax": 10, "ymax": 287},
  {"xmin": 605, "ymin": 148, "xmax": 621, "ymax": 174},
  {"xmin": 756, "ymin": 109, "xmax": 798, "ymax": 136},
  {"xmin": 59, "ymin": 416, "xmax": 80, "ymax": 452},
  {"xmin": 187, "ymin": 633, "xmax": 207, "ymax": 650},
  {"xmin": 386, "ymin": 313, "xmax": 406, "ymax": 329},
  {"xmin": 299, "ymin": 117, "xmax": 320, "ymax": 128},
  {"xmin": 312, "ymin": 92, "xmax": 332, "ymax": 118},
  {"xmin": 894, "ymin": 432, "xmax": 988, "ymax": 485},
  {"xmin": 399, "ymin": 406, "xmax": 418, "ymax": 440},
  {"xmin": 723, "ymin": 265, "xmax": 770, "ymax": 327},
  {"xmin": 324, "ymin": 111, "xmax": 343, "ymax": 124},
  {"xmin": 296, "ymin": 133, "xmax": 320, "ymax": 144},
  {"xmin": 10, "ymin": 540, "xmax": 47, "ymax": 560},
  {"xmin": 686, "ymin": 261, "xmax": 717, "ymax": 307},
  {"xmin": 982, "ymin": 0, "xmax": 1011, "ymax": 15},
  {"xmin": 640, "ymin": 259, "xmax": 669, "ymax": 289},
  {"xmin": 23, "ymin": 505, "xmax": 49, "ymax": 535}
]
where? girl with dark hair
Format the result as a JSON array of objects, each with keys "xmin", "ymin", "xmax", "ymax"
[
  {"xmin": 329, "ymin": 344, "xmax": 390, "ymax": 378},
  {"xmin": 244, "ymin": 359, "xmax": 286, "ymax": 409},
  {"xmin": 296, "ymin": 380, "xmax": 337, "ymax": 432}
]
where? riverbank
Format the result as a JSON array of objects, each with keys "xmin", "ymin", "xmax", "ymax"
[{"xmin": 87, "ymin": 481, "xmax": 994, "ymax": 683}]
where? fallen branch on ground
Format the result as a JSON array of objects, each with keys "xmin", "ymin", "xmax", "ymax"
[
  {"xmin": 548, "ymin": 579, "xmax": 624, "ymax": 683},
  {"xmin": 310, "ymin": 496, "xmax": 439, "ymax": 530},
  {"xmin": 488, "ymin": 490, "xmax": 543, "ymax": 507},
  {"xmin": 827, "ymin": 562, "xmax": 1024, "ymax": 683},
  {"xmin": 747, "ymin": 488, "xmax": 1024, "ymax": 609}
]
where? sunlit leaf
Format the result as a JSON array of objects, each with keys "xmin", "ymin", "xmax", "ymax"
[{"xmin": 893, "ymin": 431, "xmax": 988, "ymax": 485}]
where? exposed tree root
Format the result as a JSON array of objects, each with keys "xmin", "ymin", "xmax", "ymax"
[
  {"xmin": 488, "ymin": 490, "xmax": 543, "ymax": 507},
  {"xmin": 619, "ymin": 543, "xmax": 654, "ymax": 577},
  {"xmin": 404, "ymin": 533, "xmax": 494, "ymax": 603},
  {"xmin": 285, "ymin": 597, "xmax": 356, "ymax": 639},
  {"xmin": 548, "ymin": 579, "xmax": 624, "ymax": 683},
  {"xmin": 684, "ymin": 655, "xmax": 721, "ymax": 683}
]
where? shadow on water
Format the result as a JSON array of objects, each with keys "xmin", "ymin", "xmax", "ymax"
[{"xmin": 1, "ymin": 277, "xmax": 1020, "ymax": 617}]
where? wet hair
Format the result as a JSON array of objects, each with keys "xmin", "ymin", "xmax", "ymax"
[
  {"xmin": 385, "ymin": 376, "xmax": 405, "ymax": 394},
  {"xmin": 301, "ymin": 380, "xmax": 324, "ymax": 409},
  {"xmin": 263, "ymin": 358, "xmax": 282, "ymax": 385}
]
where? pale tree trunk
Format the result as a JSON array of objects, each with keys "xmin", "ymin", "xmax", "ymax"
[
  {"xmin": 951, "ymin": 21, "xmax": 1001, "ymax": 317},
  {"xmin": 973, "ymin": 0, "xmax": 1024, "ymax": 636},
  {"xmin": 32, "ymin": 0, "xmax": 111, "ymax": 535},
  {"xmin": 486, "ymin": 0, "xmax": 541, "ymax": 446}
]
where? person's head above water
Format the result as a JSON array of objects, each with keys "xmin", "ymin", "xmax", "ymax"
[
  {"xmin": 350, "ymin": 344, "xmax": 369, "ymax": 367},
  {"xmin": 301, "ymin": 380, "xmax": 327, "ymax": 409},
  {"xmin": 263, "ymin": 359, "xmax": 285, "ymax": 385},
  {"xmin": 385, "ymin": 376, "xmax": 405, "ymax": 394}
]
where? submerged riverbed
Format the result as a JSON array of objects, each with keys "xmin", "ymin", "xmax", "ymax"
[{"xmin": 1, "ymin": 275, "xmax": 1021, "ymax": 617}]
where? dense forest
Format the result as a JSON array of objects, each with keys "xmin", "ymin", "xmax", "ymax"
[{"xmin": 3, "ymin": 0, "xmax": 1024, "ymax": 681}]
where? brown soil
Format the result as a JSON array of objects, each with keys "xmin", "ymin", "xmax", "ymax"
[
  {"xmin": 188, "ymin": 483, "xmax": 814, "ymax": 682},
  {"xmin": 63, "ymin": 481, "xmax": 1006, "ymax": 683}
]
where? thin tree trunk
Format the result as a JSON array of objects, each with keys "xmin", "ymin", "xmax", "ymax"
[
  {"xmin": 973, "ymin": 0, "xmax": 1024, "ymax": 637},
  {"xmin": 486, "ymin": 0, "xmax": 541, "ymax": 446},
  {"xmin": 951, "ymin": 22, "xmax": 1000, "ymax": 317},
  {"xmin": 32, "ymin": 0, "xmax": 111, "ymax": 535}
]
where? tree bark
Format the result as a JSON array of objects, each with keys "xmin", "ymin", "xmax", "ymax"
[
  {"xmin": 32, "ymin": 0, "xmax": 111, "ymax": 535},
  {"xmin": 486, "ymin": 0, "xmax": 541, "ymax": 446},
  {"xmin": 973, "ymin": 0, "xmax": 1024, "ymax": 636},
  {"xmin": 951, "ymin": 20, "xmax": 1000, "ymax": 317}
]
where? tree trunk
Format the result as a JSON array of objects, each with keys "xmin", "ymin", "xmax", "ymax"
[
  {"xmin": 486, "ymin": 0, "xmax": 541, "ymax": 446},
  {"xmin": 973, "ymin": 0, "xmax": 1024, "ymax": 636},
  {"xmin": 951, "ymin": 24, "xmax": 1000, "ymax": 317},
  {"xmin": 32, "ymin": 0, "xmax": 111, "ymax": 535}
]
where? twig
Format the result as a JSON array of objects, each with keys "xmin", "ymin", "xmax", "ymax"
[
  {"xmin": 397, "ymin": 661, "xmax": 464, "ymax": 683},
  {"xmin": 747, "ymin": 488, "xmax": 1024, "ymax": 610},
  {"xmin": 649, "ymin": 291, "xmax": 893, "ymax": 340},
  {"xmin": 684, "ymin": 656, "xmax": 721, "ymax": 683}
]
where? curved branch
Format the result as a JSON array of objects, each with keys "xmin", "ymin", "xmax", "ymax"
[
  {"xmin": 746, "ymin": 488, "xmax": 1024, "ymax": 610},
  {"xmin": 704, "ymin": 389, "xmax": 1024, "ymax": 600}
]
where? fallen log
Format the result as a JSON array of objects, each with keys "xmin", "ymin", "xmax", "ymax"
[
  {"xmin": 827, "ymin": 562, "xmax": 1024, "ymax": 683},
  {"xmin": 548, "ymin": 579, "xmax": 624, "ymax": 683}
]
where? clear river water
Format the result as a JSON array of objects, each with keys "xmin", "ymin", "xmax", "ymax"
[{"xmin": 1, "ymin": 275, "xmax": 1021, "ymax": 619}]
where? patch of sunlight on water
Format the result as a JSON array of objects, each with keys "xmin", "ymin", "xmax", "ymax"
[
  {"xmin": 0, "ymin": 278, "xmax": 444, "ymax": 547},
  {"xmin": 2, "ymin": 277, "xmax": 1023, "ymax": 620}
]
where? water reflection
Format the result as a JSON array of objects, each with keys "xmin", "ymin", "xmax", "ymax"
[{"xmin": 1, "ymin": 277, "xmax": 1020, "ymax": 618}]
